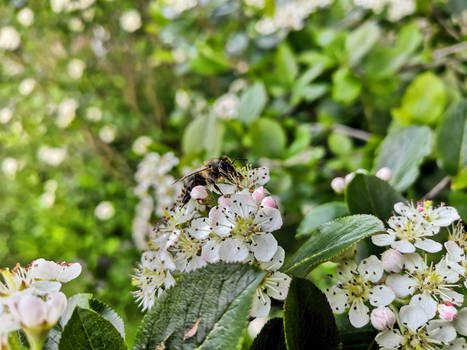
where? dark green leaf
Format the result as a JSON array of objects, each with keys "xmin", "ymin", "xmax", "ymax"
[
  {"xmin": 346, "ymin": 174, "xmax": 404, "ymax": 221},
  {"xmin": 336, "ymin": 315, "xmax": 377, "ymax": 350},
  {"xmin": 249, "ymin": 318, "xmax": 286, "ymax": 350},
  {"xmin": 238, "ymin": 82, "xmax": 268, "ymax": 125},
  {"xmin": 134, "ymin": 263, "xmax": 265, "ymax": 350},
  {"xmin": 296, "ymin": 202, "xmax": 348, "ymax": 239},
  {"xmin": 89, "ymin": 299, "xmax": 125, "ymax": 339},
  {"xmin": 436, "ymin": 100, "xmax": 467, "ymax": 175},
  {"xmin": 284, "ymin": 278, "xmax": 339, "ymax": 350},
  {"xmin": 58, "ymin": 308, "xmax": 126, "ymax": 350},
  {"xmin": 373, "ymin": 126, "xmax": 432, "ymax": 191},
  {"xmin": 283, "ymin": 215, "xmax": 384, "ymax": 277}
]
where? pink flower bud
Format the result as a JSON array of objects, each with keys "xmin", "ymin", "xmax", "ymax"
[
  {"xmin": 370, "ymin": 307, "xmax": 395, "ymax": 331},
  {"xmin": 12, "ymin": 294, "xmax": 47, "ymax": 328},
  {"xmin": 190, "ymin": 185, "xmax": 208, "ymax": 200},
  {"xmin": 438, "ymin": 302, "xmax": 457, "ymax": 322},
  {"xmin": 344, "ymin": 173, "xmax": 355, "ymax": 185},
  {"xmin": 376, "ymin": 167, "xmax": 392, "ymax": 181},
  {"xmin": 261, "ymin": 196, "xmax": 277, "ymax": 208},
  {"xmin": 252, "ymin": 186, "xmax": 269, "ymax": 202},
  {"xmin": 218, "ymin": 196, "xmax": 230, "ymax": 208},
  {"xmin": 46, "ymin": 292, "xmax": 67, "ymax": 325},
  {"xmin": 331, "ymin": 177, "xmax": 345, "ymax": 193},
  {"xmin": 381, "ymin": 248, "xmax": 403, "ymax": 273}
]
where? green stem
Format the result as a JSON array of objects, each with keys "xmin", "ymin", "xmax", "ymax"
[
  {"xmin": 23, "ymin": 328, "xmax": 46, "ymax": 350},
  {"xmin": 389, "ymin": 304, "xmax": 405, "ymax": 333}
]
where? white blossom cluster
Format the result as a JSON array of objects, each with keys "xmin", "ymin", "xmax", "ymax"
[
  {"xmin": 132, "ymin": 152, "xmax": 182, "ymax": 250},
  {"xmin": 353, "ymin": 0, "xmax": 416, "ymax": 22},
  {"xmin": 325, "ymin": 200, "xmax": 467, "ymax": 349},
  {"xmin": 0, "ymin": 259, "xmax": 81, "ymax": 348},
  {"xmin": 132, "ymin": 163, "xmax": 291, "ymax": 318}
]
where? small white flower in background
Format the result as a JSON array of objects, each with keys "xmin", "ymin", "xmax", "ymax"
[
  {"xmin": 67, "ymin": 59, "xmax": 86, "ymax": 79},
  {"xmin": 175, "ymin": 90, "xmax": 190, "ymax": 110},
  {"xmin": 86, "ymin": 106, "xmax": 102, "ymax": 122},
  {"xmin": 17, "ymin": 8, "xmax": 34, "ymax": 27},
  {"xmin": 2, "ymin": 57, "xmax": 24, "ymax": 76},
  {"xmin": 132, "ymin": 136, "xmax": 152, "ymax": 155},
  {"xmin": 244, "ymin": 0, "xmax": 265, "ymax": 9},
  {"xmin": 0, "ymin": 26, "xmax": 21, "ymax": 51},
  {"xmin": 18, "ymin": 78, "xmax": 36, "ymax": 96},
  {"xmin": 0, "ymin": 107, "xmax": 13, "ymax": 124},
  {"xmin": 99, "ymin": 125, "xmax": 116, "ymax": 143},
  {"xmin": 325, "ymin": 256, "xmax": 395, "ymax": 328},
  {"xmin": 212, "ymin": 93, "xmax": 239, "ymax": 120},
  {"xmin": 120, "ymin": 9, "xmax": 142, "ymax": 33},
  {"xmin": 37, "ymin": 146, "xmax": 67, "ymax": 166},
  {"xmin": 344, "ymin": 169, "xmax": 368, "ymax": 185},
  {"xmin": 387, "ymin": 0, "xmax": 416, "ymax": 22},
  {"xmin": 331, "ymin": 177, "xmax": 345, "ymax": 193},
  {"xmin": 68, "ymin": 17, "xmax": 84, "ymax": 32},
  {"xmin": 375, "ymin": 167, "xmax": 392, "ymax": 181},
  {"xmin": 40, "ymin": 192, "xmax": 55, "ymax": 208},
  {"xmin": 56, "ymin": 98, "xmax": 78, "ymax": 128},
  {"xmin": 255, "ymin": 18, "xmax": 277, "ymax": 35},
  {"xmin": 2, "ymin": 157, "xmax": 20, "ymax": 178},
  {"xmin": 370, "ymin": 306, "xmax": 395, "ymax": 330},
  {"xmin": 94, "ymin": 201, "xmax": 115, "ymax": 220}
]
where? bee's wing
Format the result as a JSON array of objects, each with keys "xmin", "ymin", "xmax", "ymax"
[{"xmin": 173, "ymin": 167, "xmax": 209, "ymax": 184}]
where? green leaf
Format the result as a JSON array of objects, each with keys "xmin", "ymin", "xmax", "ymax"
[
  {"xmin": 238, "ymin": 82, "xmax": 268, "ymax": 125},
  {"xmin": 182, "ymin": 113, "xmax": 225, "ymax": 158},
  {"xmin": 346, "ymin": 174, "xmax": 405, "ymax": 221},
  {"xmin": 283, "ymin": 215, "xmax": 384, "ymax": 277},
  {"xmin": 283, "ymin": 278, "xmax": 339, "ymax": 350},
  {"xmin": 134, "ymin": 263, "xmax": 265, "ymax": 350},
  {"xmin": 336, "ymin": 315, "xmax": 377, "ymax": 350},
  {"xmin": 346, "ymin": 21, "xmax": 381, "ymax": 66},
  {"xmin": 249, "ymin": 118, "xmax": 286, "ymax": 158},
  {"xmin": 190, "ymin": 43, "xmax": 231, "ymax": 75},
  {"xmin": 275, "ymin": 44, "xmax": 298, "ymax": 86},
  {"xmin": 449, "ymin": 190, "xmax": 467, "ymax": 222},
  {"xmin": 373, "ymin": 126, "xmax": 432, "ymax": 191},
  {"xmin": 285, "ymin": 124, "xmax": 312, "ymax": 159},
  {"xmin": 392, "ymin": 72, "xmax": 446, "ymax": 126},
  {"xmin": 89, "ymin": 299, "xmax": 125, "ymax": 339},
  {"xmin": 328, "ymin": 133, "xmax": 352, "ymax": 156},
  {"xmin": 249, "ymin": 318, "xmax": 286, "ymax": 350},
  {"xmin": 436, "ymin": 100, "xmax": 467, "ymax": 175},
  {"xmin": 58, "ymin": 308, "xmax": 126, "ymax": 350},
  {"xmin": 332, "ymin": 67, "xmax": 361, "ymax": 105},
  {"xmin": 296, "ymin": 202, "xmax": 348, "ymax": 239}
]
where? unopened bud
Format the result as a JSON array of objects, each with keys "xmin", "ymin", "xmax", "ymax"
[
  {"xmin": 261, "ymin": 196, "xmax": 277, "ymax": 208},
  {"xmin": 344, "ymin": 173, "xmax": 355, "ymax": 185},
  {"xmin": 370, "ymin": 307, "xmax": 395, "ymax": 331},
  {"xmin": 381, "ymin": 248, "xmax": 403, "ymax": 273},
  {"xmin": 190, "ymin": 185, "xmax": 208, "ymax": 200},
  {"xmin": 438, "ymin": 302, "xmax": 457, "ymax": 322},
  {"xmin": 331, "ymin": 177, "xmax": 345, "ymax": 193},
  {"xmin": 46, "ymin": 292, "xmax": 67, "ymax": 325},
  {"xmin": 252, "ymin": 186, "xmax": 269, "ymax": 203},
  {"xmin": 12, "ymin": 294, "xmax": 47, "ymax": 328},
  {"xmin": 376, "ymin": 167, "xmax": 392, "ymax": 181}
]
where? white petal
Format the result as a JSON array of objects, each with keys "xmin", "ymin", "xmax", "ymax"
[
  {"xmin": 251, "ymin": 233, "xmax": 278, "ymax": 262},
  {"xmin": 358, "ymin": 255, "xmax": 383, "ymax": 283},
  {"xmin": 265, "ymin": 272, "xmax": 291, "ymax": 300},
  {"xmin": 386, "ymin": 274, "xmax": 416, "ymax": 297},
  {"xmin": 209, "ymin": 207, "xmax": 234, "ymax": 237},
  {"xmin": 427, "ymin": 320, "xmax": 456, "ymax": 344},
  {"xmin": 399, "ymin": 305, "xmax": 429, "ymax": 332},
  {"xmin": 229, "ymin": 193, "xmax": 257, "ymax": 218},
  {"xmin": 336, "ymin": 260, "xmax": 357, "ymax": 282},
  {"xmin": 394, "ymin": 202, "xmax": 411, "ymax": 216},
  {"xmin": 445, "ymin": 241, "xmax": 464, "ymax": 263},
  {"xmin": 432, "ymin": 206, "xmax": 460, "ymax": 226},
  {"xmin": 409, "ymin": 292, "xmax": 437, "ymax": 319},
  {"xmin": 185, "ymin": 256, "xmax": 207, "ymax": 272},
  {"xmin": 247, "ymin": 167, "xmax": 270, "ymax": 187},
  {"xmin": 371, "ymin": 233, "xmax": 395, "ymax": 247},
  {"xmin": 325, "ymin": 285, "xmax": 348, "ymax": 314},
  {"xmin": 30, "ymin": 281, "xmax": 62, "ymax": 295},
  {"xmin": 216, "ymin": 183, "xmax": 236, "ymax": 195},
  {"xmin": 201, "ymin": 239, "xmax": 220, "ymax": 263},
  {"xmin": 402, "ymin": 253, "xmax": 426, "ymax": 273},
  {"xmin": 454, "ymin": 308, "xmax": 467, "ymax": 336},
  {"xmin": 369, "ymin": 285, "xmax": 395, "ymax": 307},
  {"xmin": 218, "ymin": 238, "xmax": 249, "ymax": 262},
  {"xmin": 436, "ymin": 258, "xmax": 463, "ymax": 283},
  {"xmin": 256, "ymin": 207, "xmax": 282, "ymax": 232},
  {"xmin": 414, "ymin": 238, "xmax": 443, "ymax": 253},
  {"xmin": 443, "ymin": 338, "xmax": 467, "ymax": 350},
  {"xmin": 188, "ymin": 218, "xmax": 211, "ymax": 239},
  {"xmin": 391, "ymin": 239, "xmax": 415, "ymax": 253},
  {"xmin": 251, "ymin": 290, "xmax": 271, "ymax": 318},
  {"xmin": 375, "ymin": 329, "xmax": 403, "ymax": 348},
  {"xmin": 440, "ymin": 288, "xmax": 464, "ymax": 306},
  {"xmin": 260, "ymin": 246, "xmax": 285, "ymax": 271},
  {"xmin": 349, "ymin": 300, "xmax": 369, "ymax": 328},
  {"xmin": 164, "ymin": 271, "xmax": 175, "ymax": 289}
]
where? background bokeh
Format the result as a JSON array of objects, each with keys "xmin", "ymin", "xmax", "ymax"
[{"xmin": 1, "ymin": 0, "xmax": 467, "ymax": 345}]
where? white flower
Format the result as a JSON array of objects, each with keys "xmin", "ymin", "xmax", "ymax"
[
  {"xmin": 132, "ymin": 136, "xmax": 152, "ymax": 155},
  {"xmin": 56, "ymin": 98, "xmax": 78, "ymax": 128},
  {"xmin": 372, "ymin": 215, "xmax": 441, "ymax": 253},
  {"xmin": 387, "ymin": 0, "xmax": 415, "ymax": 22},
  {"xmin": 17, "ymin": 8, "xmax": 34, "ymax": 27},
  {"xmin": 0, "ymin": 107, "xmax": 13, "ymax": 124},
  {"xmin": 251, "ymin": 247, "xmax": 291, "ymax": 317},
  {"xmin": 18, "ymin": 78, "xmax": 36, "ymax": 96},
  {"xmin": 209, "ymin": 193, "xmax": 282, "ymax": 262},
  {"xmin": 376, "ymin": 167, "xmax": 392, "ymax": 181},
  {"xmin": 443, "ymin": 337, "xmax": 467, "ymax": 350},
  {"xmin": 371, "ymin": 306, "xmax": 395, "ymax": 331},
  {"xmin": 30, "ymin": 259, "xmax": 82, "ymax": 284},
  {"xmin": 325, "ymin": 256, "xmax": 395, "ymax": 328},
  {"xmin": 86, "ymin": 106, "xmax": 102, "ymax": 122},
  {"xmin": 69, "ymin": 18, "xmax": 84, "ymax": 32},
  {"xmin": 67, "ymin": 59, "xmax": 86, "ymax": 79},
  {"xmin": 375, "ymin": 305, "xmax": 456, "ymax": 349},
  {"xmin": 331, "ymin": 177, "xmax": 345, "ymax": 193},
  {"xmin": 2, "ymin": 157, "xmax": 20, "ymax": 178},
  {"xmin": 0, "ymin": 313, "xmax": 20, "ymax": 347},
  {"xmin": 0, "ymin": 266, "xmax": 33, "ymax": 297},
  {"xmin": 0, "ymin": 26, "xmax": 21, "ymax": 51},
  {"xmin": 94, "ymin": 201, "xmax": 115, "ymax": 220},
  {"xmin": 175, "ymin": 90, "xmax": 190, "ymax": 110},
  {"xmin": 218, "ymin": 166, "xmax": 270, "ymax": 194},
  {"xmin": 120, "ymin": 9, "xmax": 142, "ymax": 33},
  {"xmin": 394, "ymin": 201, "xmax": 460, "ymax": 228},
  {"xmin": 99, "ymin": 125, "xmax": 116, "ymax": 143},
  {"xmin": 37, "ymin": 146, "xmax": 67, "ymax": 166},
  {"xmin": 40, "ymin": 192, "xmax": 55, "ymax": 208},
  {"xmin": 212, "ymin": 93, "xmax": 239, "ymax": 120}
]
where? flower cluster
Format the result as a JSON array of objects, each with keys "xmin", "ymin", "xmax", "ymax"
[
  {"xmin": 325, "ymin": 201, "xmax": 467, "ymax": 349},
  {"xmin": 331, "ymin": 167, "xmax": 392, "ymax": 194},
  {"xmin": 132, "ymin": 163, "xmax": 291, "ymax": 317},
  {"xmin": 0, "ymin": 259, "xmax": 81, "ymax": 348}
]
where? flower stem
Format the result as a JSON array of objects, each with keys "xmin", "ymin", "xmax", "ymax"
[
  {"xmin": 23, "ymin": 328, "xmax": 46, "ymax": 350},
  {"xmin": 389, "ymin": 304, "xmax": 405, "ymax": 333}
]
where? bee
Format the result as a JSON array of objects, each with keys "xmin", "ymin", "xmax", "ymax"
[{"xmin": 176, "ymin": 156, "xmax": 244, "ymax": 205}]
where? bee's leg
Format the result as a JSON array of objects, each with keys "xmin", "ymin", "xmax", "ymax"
[
  {"xmin": 207, "ymin": 178, "xmax": 224, "ymax": 195},
  {"xmin": 181, "ymin": 191, "xmax": 190, "ymax": 206}
]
